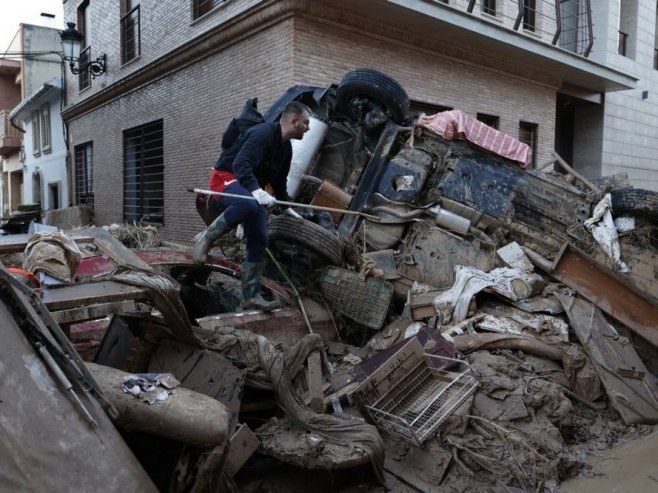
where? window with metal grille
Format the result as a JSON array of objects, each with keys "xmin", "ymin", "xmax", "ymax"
[
  {"xmin": 523, "ymin": 0, "xmax": 536, "ymax": 31},
  {"xmin": 481, "ymin": 0, "xmax": 496, "ymax": 16},
  {"xmin": 476, "ymin": 113, "xmax": 499, "ymax": 130},
  {"xmin": 519, "ymin": 121, "xmax": 538, "ymax": 167},
  {"xmin": 78, "ymin": 1, "xmax": 91, "ymax": 90},
  {"xmin": 193, "ymin": 0, "xmax": 227, "ymax": 19},
  {"xmin": 74, "ymin": 142, "xmax": 94, "ymax": 208},
  {"xmin": 31, "ymin": 110, "xmax": 41, "ymax": 155},
  {"xmin": 40, "ymin": 104, "xmax": 51, "ymax": 153},
  {"xmin": 123, "ymin": 120, "xmax": 164, "ymax": 224},
  {"xmin": 121, "ymin": 1, "xmax": 141, "ymax": 64}
]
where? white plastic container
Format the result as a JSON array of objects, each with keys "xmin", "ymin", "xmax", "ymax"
[{"xmin": 288, "ymin": 116, "xmax": 329, "ymax": 199}]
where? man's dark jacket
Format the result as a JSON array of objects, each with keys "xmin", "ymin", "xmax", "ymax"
[{"xmin": 214, "ymin": 122, "xmax": 292, "ymax": 201}]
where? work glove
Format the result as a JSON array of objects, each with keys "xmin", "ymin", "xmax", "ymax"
[
  {"xmin": 252, "ymin": 188, "xmax": 276, "ymax": 208},
  {"xmin": 284, "ymin": 208, "xmax": 302, "ymax": 219}
]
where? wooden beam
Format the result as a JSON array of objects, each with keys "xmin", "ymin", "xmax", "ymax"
[
  {"xmin": 41, "ymin": 281, "xmax": 147, "ymax": 311},
  {"xmin": 50, "ymin": 300, "xmax": 137, "ymax": 325}
]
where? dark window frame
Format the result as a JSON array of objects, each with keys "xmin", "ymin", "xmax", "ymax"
[
  {"xmin": 193, "ymin": 0, "xmax": 227, "ymax": 20},
  {"xmin": 123, "ymin": 120, "xmax": 165, "ymax": 224},
  {"xmin": 476, "ymin": 112, "xmax": 500, "ymax": 130},
  {"xmin": 74, "ymin": 142, "xmax": 94, "ymax": 208},
  {"xmin": 481, "ymin": 0, "xmax": 497, "ymax": 16},
  {"xmin": 519, "ymin": 121, "xmax": 538, "ymax": 167},
  {"xmin": 409, "ymin": 100, "xmax": 453, "ymax": 115},
  {"xmin": 523, "ymin": 0, "xmax": 536, "ymax": 31},
  {"xmin": 77, "ymin": 0, "xmax": 91, "ymax": 90},
  {"xmin": 121, "ymin": 1, "xmax": 141, "ymax": 64}
]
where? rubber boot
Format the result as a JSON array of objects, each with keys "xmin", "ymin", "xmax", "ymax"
[
  {"xmin": 242, "ymin": 261, "xmax": 280, "ymax": 311},
  {"xmin": 192, "ymin": 214, "xmax": 230, "ymax": 264}
]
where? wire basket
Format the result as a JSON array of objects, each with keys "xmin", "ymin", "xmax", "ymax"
[{"xmin": 357, "ymin": 354, "xmax": 478, "ymax": 446}]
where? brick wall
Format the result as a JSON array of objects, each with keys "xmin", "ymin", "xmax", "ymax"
[
  {"xmin": 292, "ymin": 17, "xmax": 556, "ymax": 165},
  {"xmin": 65, "ymin": 2, "xmax": 559, "ymax": 245},
  {"xmin": 67, "ymin": 19, "xmax": 296, "ymax": 244}
]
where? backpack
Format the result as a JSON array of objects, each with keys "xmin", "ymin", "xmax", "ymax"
[{"xmin": 221, "ymin": 97, "xmax": 265, "ymax": 150}]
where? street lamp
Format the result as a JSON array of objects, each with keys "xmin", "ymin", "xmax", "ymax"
[{"xmin": 60, "ymin": 22, "xmax": 107, "ymax": 78}]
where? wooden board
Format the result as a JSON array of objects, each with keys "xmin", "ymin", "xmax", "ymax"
[
  {"xmin": 41, "ymin": 281, "xmax": 147, "ymax": 311},
  {"xmin": 558, "ymin": 293, "xmax": 658, "ymax": 425}
]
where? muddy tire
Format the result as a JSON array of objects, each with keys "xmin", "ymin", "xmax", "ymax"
[
  {"xmin": 268, "ymin": 216, "xmax": 343, "ymax": 266},
  {"xmin": 610, "ymin": 188, "xmax": 658, "ymax": 220},
  {"xmin": 336, "ymin": 68, "xmax": 410, "ymax": 124}
]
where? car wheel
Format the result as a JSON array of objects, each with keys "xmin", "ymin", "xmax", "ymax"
[
  {"xmin": 610, "ymin": 188, "xmax": 658, "ymax": 220},
  {"xmin": 268, "ymin": 216, "xmax": 343, "ymax": 266},
  {"xmin": 336, "ymin": 68, "xmax": 410, "ymax": 124}
]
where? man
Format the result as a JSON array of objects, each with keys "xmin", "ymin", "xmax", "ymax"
[{"xmin": 193, "ymin": 101, "xmax": 311, "ymax": 310}]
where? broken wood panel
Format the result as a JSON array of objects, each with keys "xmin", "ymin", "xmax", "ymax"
[
  {"xmin": 551, "ymin": 246, "xmax": 658, "ymax": 348},
  {"xmin": 148, "ymin": 339, "xmax": 245, "ymax": 435},
  {"xmin": 557, "ymin": 294, "xmax": 658, "ymax": 425},
  {"xmin": 50, "ymin": 300, "xmax": 137, "ymax": 325},
  {"xmin": 224, "ymin": 424, "xmax": 260, "ymax": 477},
  {"xmin": 40, "ymin": 281, "xmax": 148, "ymax": 311}
]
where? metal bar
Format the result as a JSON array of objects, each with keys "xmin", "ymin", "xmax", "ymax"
[{"xmin": 188, "ymin": 187, "xmax": 380, "ymax": 221}]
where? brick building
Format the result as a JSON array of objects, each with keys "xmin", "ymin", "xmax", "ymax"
[{"xmin": 61, "ymin": 0, "xmax": 646, "ymax": 244}]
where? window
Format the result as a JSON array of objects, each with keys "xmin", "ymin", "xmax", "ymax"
[
  {"xmin": 74, "ymin": 142, "xmax": 94, "ymax": 208},
  {"xmin": 121, "ymin": 0, "xmax": 141, "ymax": 64},
  {"xmin": 193, "ymin": 0, "xmax": 227, "ymax": 19},
  {"xmin": 617, "ymin": 0, "xmax": 637, "ymax": 59},
  {"xmin": 523, "ymin": 0, "xmax": 536, "ymax": 31},
  {"xmin": 40, "ymin": 104, "xmax": 51, "ymax": 153},
  {"xmin": 481, "ymin": 0, "xmax": 496, "ymax": 16},
  {"xmin": 123, "ymin": 120, "xmax": 164, "ymax": 224},
  {"xmin": 31, "ymin": 110, "xmax": 41, "ymax": 156},
  {"xmin": 409, "ymin": 100, "xmax": 452, "ymax": 116},
  {"xmin": 48, "ymin": 182, "xmax": 60, "ymax": 210},
  {"xmin": 519, "ymin": 121, "xmax": 538, "ymax": 167},
  {"xmin": 476, "ymin": 113, "xmax": 499, "ymax": 130},
  {"xmin": 78, "ymin": 1, "xmax": 91, "ymax": 90}
]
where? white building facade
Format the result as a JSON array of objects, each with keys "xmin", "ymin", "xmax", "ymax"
[{"xmin": 10, "ymin": 79, "xmax": 68, "ymax": 211}]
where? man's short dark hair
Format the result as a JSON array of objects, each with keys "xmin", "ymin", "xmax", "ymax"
[{"xmin": 282, "ymin": 101, "xmax": 310, "ymax": 118}]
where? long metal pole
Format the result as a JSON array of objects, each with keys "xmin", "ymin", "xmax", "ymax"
[{"xmin": 187, "ymin": 187, "xmax": 380, "ymax": 222}]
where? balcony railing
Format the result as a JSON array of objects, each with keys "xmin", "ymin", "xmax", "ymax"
[
  {"xmin": 458, "ymin": 0, "xmax": 594, "ymax": 57},
  {"xmin": 0, "ymin": 110, "xmax": 22, "ymax": 156}
]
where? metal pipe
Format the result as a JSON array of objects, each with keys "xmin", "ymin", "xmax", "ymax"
[{"xmin": 187, "ymin": 187, "xmax": 381, "ymax": 221}]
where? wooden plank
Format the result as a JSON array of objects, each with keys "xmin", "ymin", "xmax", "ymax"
[
  {"xmin": 148, "ymin": 339, "xmax": 245, "ymax": 435},
  {"xmin": 41, "ymin": 281, "xmax": 147, "ymax": 311},
  {"xmin": 51, "ymin": 300, "xmax": 136, "ymax": 325},
  {"xmin": 307, "ymin": 350, "xmax": 324, "ymax": 413},
  {"xmin": 224, "ymin": 424, "xmax": 260, "ymax": 477},
  {"xmin": 0, "ymin": 233, "xmax": 33, "ymax": 253},
  {"xmin": 550, "ymin": 246, "xmax": 658, "ymax": 348},
  {"xmin": 558, "ymin": 293, "xmax": 658, "ymax": 425}
]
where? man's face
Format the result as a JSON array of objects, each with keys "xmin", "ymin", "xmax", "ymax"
[{"xmin": 291, "ymin": 111, "xmax": 311, "ymax": 140}]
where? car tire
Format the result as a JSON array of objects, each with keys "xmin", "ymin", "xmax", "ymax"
[
  {"xmin": 610, "ymin": 188, "xmax": 658, "ymax": 220},
  {"xmin": 268, "ymin": 216, "xmax": 343, "ymax": 266},
  {"xmin": 336, "ymin": 68, "xmax": 410, "ymax": 124}
]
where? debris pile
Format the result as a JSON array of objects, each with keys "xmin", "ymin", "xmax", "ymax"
[{"xmin": 2, "ymin": 67, "xmax": 658, "ymax": 492}]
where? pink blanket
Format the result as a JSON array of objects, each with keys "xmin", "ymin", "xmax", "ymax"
[{"xmin": 417, "ymin": 110, "xmax": 532, "ymax": 168}]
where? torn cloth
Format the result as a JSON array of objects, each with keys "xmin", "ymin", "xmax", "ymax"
[
  {"xmin": 201, "ymin": 326, "xmax": 386, "ymax": 485},
  {"xmin": 583, "ymin": 193, "xmax": 629, "ymax": 272},
  {"xmin": 433, "ymin": 266, "xmax": 546, "ymax": 324},
  {"xmin": 23, "ymin": 231, "xmax": 82, "ymax": 283},
  {"xmin": 416, "ymin": 110, "xmax": 532, "ymax": 167}
]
